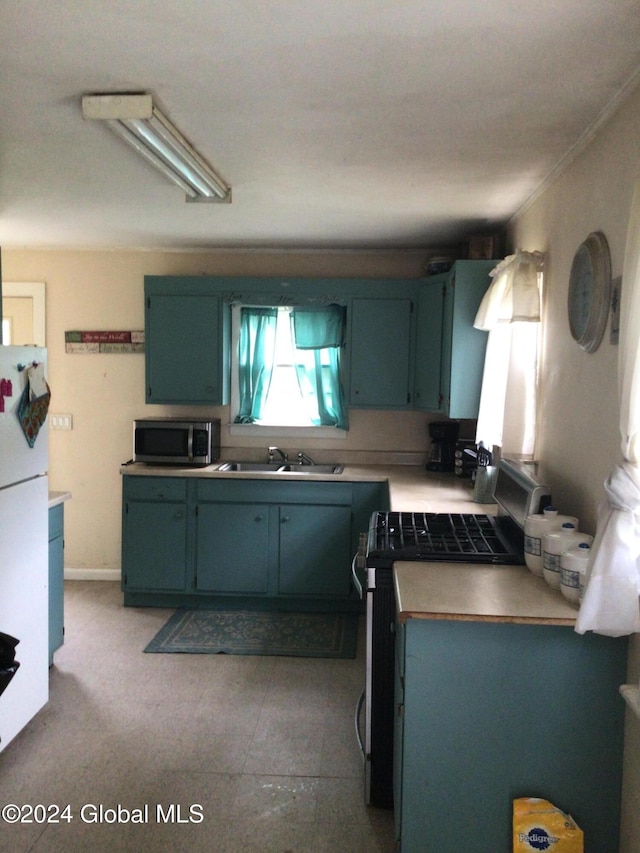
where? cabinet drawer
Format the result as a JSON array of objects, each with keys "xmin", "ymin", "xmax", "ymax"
[
  {"xmin": 197, "ymin": 478, "xmax": 352, "ymax": 506},
  {"xmin": 48, "ymin": 504, "xmax": 64, "ymax": 540},
  {"xmin": 124, "ymin": 476, "xmax": 187, "ymax": 502}
]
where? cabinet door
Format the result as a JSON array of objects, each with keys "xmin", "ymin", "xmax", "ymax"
[
  {"xmin": 278, "ymin": 504, "xmax": 352, "ymax": 596},
  {"xmin": 122, "ymin": 501, "xmax": 188, "ymax": 591},
  {"xmin": 48, "ymin": 505, "xmax": 64, "ymax": 664},
  {"xmin": 393, "ymin": 621, "xmax": 405, "ymax": 844},
  {"xmin": 196, "ymin": 503, "xmax": 270, "ymax": 593},
  {"xmin": 444, "ymin": 262, "xmax": 492, "ymax": 419},
  {"xmin": 349, "ymin": 298, "xmax": 413, "ymax": 408},
  {"xmin": 414, "ymin": 279, "xmax": 446, "ymax": 411},
  {"xmin": 415, "ymin": 262, "xmax": 493, "ymax": 418},
  {"xmin": 146, "ymin": 292, "xmax": 228, "ymax": 405}
]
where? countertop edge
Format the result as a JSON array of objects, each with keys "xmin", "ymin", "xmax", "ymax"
[
  {"xmin": 48, "ymin": 490, "xmax": 72, "ymax": 508},
  {"xmin": 119, "ymin": 462, "xmax": 396, "ymax": 483},
  {"xmin": 397, "ymin": 609, "xmax": 576, "ymax": 626}
]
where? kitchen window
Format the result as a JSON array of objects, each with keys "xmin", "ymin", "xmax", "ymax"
[{"xmin": 230, "ymin": 304, "xmax": 348, "ymax": 435}]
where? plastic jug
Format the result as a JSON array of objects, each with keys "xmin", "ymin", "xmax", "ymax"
[
  {"xmin": 560, "ymin": 542, "xmax": 592, "ymax": 605},
  {"xmin": 524, "ymin": 508, "xmax": 578, "ymax": 576},
  {"xmin": 543, "ymin": 524, "xmax": 593, "ymax": 589}
]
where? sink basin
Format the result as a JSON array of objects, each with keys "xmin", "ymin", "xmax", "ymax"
[
  {"xmin": 216, "ymin": 462, "xmax": 287, "ymax": 472},
  {"xmin": 279, "ymin": 464, "xmax": 344, "ymax": 475},
  {"xmin": 216, "ymin": 461, "xmax": 343, "ymax": 475}
]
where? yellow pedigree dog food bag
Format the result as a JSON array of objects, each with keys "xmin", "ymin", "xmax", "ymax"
[{"xmin": 513, "ymin": 798, "xmax": 583, "ymax": 853}]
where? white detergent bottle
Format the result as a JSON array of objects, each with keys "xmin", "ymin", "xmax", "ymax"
[
  {"xmin": 524, "ymin": 508, "xmax": 578, "ymax": 576},
  {"xmin": 543, "ymin": 524, "xmax": 592, "ymax": 589},
  {"xmin": 560, "ymin": 542, "xmax": 592, "ymax": 605}
]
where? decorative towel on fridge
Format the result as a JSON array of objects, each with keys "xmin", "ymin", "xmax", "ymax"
[{"xmin": 16, "ymin": 363, "xmax": 51, "ymax": 448}]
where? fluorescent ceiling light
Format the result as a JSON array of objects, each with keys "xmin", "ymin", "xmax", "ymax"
[{"xmin": 82, "ymin": 93, "xmax": 231, "ymax": 203}]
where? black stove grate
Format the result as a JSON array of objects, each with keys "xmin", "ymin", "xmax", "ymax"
[{"xmin": 367, "ymin": 511, "xmax": 524, "ymax": 564}]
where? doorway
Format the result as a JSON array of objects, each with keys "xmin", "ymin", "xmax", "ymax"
[{"xmin": 1, "ymin": 282, "xmax": 45, "ymax": 345}]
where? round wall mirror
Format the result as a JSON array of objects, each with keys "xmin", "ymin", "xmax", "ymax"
[{"xmin": 567, "ymin": 231, "xmax": 611, "ymax": 353}]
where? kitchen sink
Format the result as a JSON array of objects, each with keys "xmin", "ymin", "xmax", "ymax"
[
  {"xmin": 216, "ymin": 462, "xmax": 287, "ymax": 472},
  {"xmin": 279, "ymin": 464, "xmax": 344, "ymax": 474},
  {"xmin": 216, "ymin": 461, "xmax": 343, "ymax": 474}
]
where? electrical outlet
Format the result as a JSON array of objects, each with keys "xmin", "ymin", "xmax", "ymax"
[{"xmin": 51, "ymin": 414, "xmax": 73, "ymax": 430}]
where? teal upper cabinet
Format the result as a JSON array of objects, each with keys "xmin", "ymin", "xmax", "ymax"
[
  {"xmin": 413, "ymin": 276, "xmax": 446, "ymax": 411},
  {"xmin": 145, "ymin": 277, "xmax": 230, "ymax": 405},
  {"xmin": 415, "ymin": 261, "xmax": 493, "ymax": 419},
  {"xmin": 349, "ymin": 297, "xmax": 414, "ymax": 408},
  {"xmin": 143, "ymin": 272, "xmax": 492, "ymax": 415}
]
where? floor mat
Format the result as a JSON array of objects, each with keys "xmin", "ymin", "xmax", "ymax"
[{"xmin": 144, "ymin": 608, "xmax": 359, "ymax": 658}]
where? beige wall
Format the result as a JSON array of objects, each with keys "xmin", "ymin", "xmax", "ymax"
[
  {"xmin": 1, "ymin": 248, "xmax": 443, "ymax": 571},
  {"xmin": 510, "ymin": 83, "xmax": 640, "ymax": 853}
]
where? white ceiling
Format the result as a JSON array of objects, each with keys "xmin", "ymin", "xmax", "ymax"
[{"xmin": 2, "ymin": 1, "xmax": 640, "ymax": 252}]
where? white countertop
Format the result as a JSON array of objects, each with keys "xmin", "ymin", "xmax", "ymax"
[
  {"xmin": 119, "ymin": 460, "xmax": 484, "ymax": 507},
  {"xmin": 48, "ymin": 490, "xmax": 71, "ymax": 508},
  {"xmin": 394, "ymin": 561, "xmax": 577, "ymax": 626}
]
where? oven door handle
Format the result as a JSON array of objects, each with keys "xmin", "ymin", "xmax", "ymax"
[
  {"xmin": 351, "ymin": 553, "xmax": 363, "ymax": 599},
  {"xmin": 354, "ymin": 686, "xmax": 365, "ymax": 756}
]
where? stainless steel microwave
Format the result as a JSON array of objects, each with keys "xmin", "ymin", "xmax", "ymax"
[{"xmin": 133, "ymin": 418, "xmax": 220, "ymax": 466}]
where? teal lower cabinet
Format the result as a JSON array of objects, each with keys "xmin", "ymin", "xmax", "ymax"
[
  {"xmin": 48, "ymin": 504, "xmax": 65, "ymax": 665},
  {"xmin": 394, "ymin": 618, "xmax": 627, "ymax": 853},
  {"xmin": 195, "ymin": 479, "xmax": 353, "ymax": 601},
  {"xmin": 196, "ymin": 502, "xmax": 270, "ymax": 594},
  {"xmin": 122, "ymin": 474, "xmax": 389, "ymax": 609},
  {"xmin": 278, "ymin": 504, "xmax": 352, "ymax": 596},
  {"xmin": 122, "ymin": 477, "xmax": 189, "ymax": 593},
  {"xmin": 123, "ymin": 500, "xmax": 188, "ymax": 592}
]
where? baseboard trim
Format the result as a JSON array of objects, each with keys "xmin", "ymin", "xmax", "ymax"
[{"xmin": 64, "ymin": 568, "xmax": 120, "ymax": 581}]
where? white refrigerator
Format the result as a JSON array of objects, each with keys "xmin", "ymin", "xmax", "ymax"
[{"xmin": 0, "ymin": 346, "xmax": 49, "ymax": 752}]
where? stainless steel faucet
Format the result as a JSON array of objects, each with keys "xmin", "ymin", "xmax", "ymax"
[
  {"xmin": 268, "ymin": 446, "xmax": 288, "ymax": 463},
  {"xmin": 297, "ymin": 452, "xmax": 316, "ymax": 466}
]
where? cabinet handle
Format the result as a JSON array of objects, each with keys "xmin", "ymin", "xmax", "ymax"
[
  {"xmin": 254, "ymin": 514, "xmax": 264, "ymax": 522},
  {"xmin": 281, "ymin": 516, "xmax": 290, "ymax": 523},
  {"xmin": 174, "ymin": 511, "xmax": 183, "ymax": 519}
]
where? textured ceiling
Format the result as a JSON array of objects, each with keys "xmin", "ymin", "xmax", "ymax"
[{"xmin": 1, "ymin": 0, "xmax": 640, "ymax": 251}]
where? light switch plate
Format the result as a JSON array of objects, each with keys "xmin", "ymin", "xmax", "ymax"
[{"xmin": 51, "ymin": 414, "xmax": 73, "ymax": 430}]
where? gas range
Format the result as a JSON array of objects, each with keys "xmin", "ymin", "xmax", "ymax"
[
  {"xmin": 367, "ymin": 509, "xmax": 524, "ymax": 564},
  {"xmin": 360, "ymin": 459, "xmax": 551, "ymax": 809},
  {"xmin": 366, "ymin": 458, "xmax": 551, "ymax": 568}
]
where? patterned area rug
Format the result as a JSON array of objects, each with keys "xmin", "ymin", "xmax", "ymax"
[{"xmin": 144, "ymin": 609, "xmax": 359, "ymax": 659}]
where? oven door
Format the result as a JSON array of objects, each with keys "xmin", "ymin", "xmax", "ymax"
[{"xmin": 363, "ymin": 565, "xmax": 395, "ymax": 808}]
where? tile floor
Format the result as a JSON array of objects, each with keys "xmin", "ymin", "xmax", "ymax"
[{"xmin": 0, "ymin": 582, "xmax": 395, "ymax": 852}]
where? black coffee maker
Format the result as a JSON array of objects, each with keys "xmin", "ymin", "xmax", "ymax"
[{"xmin": 426, "ymin": 421, "xmax": 459, "ymax": 472}]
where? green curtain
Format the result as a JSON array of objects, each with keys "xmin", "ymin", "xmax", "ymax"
[
  {"xmin": 234, "ymin": 307, "xmax": 278, "ymax": 423},
  {"xmin": 291, "ymin": 305, "xmax": 348, "ymax": 429},
  {"xmin": 291, "ymin": 305, "xmax": 345, "ymax": 348}
]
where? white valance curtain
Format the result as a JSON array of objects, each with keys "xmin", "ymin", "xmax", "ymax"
[
  {"xmin": 576, "ymin": 182, "xmax": 640, "ymax": 636},
  {"xmin": 473, "ymin": 250, "xmax": 544, "ymax": 457}
]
